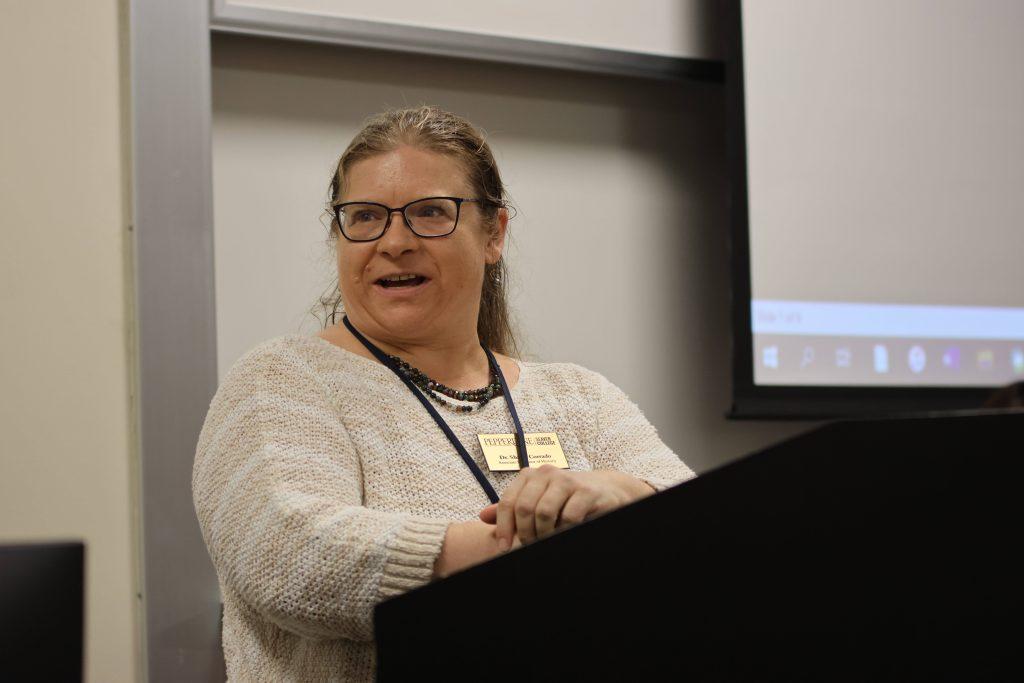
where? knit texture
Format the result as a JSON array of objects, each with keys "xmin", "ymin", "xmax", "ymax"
[{"xmin": 192, "ymin": 334, "xmax": 696, "ymax": 681}]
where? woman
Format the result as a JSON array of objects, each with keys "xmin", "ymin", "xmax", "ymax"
[{"xmin": 193, "ymin": 106, "xmax": 695, "ymax": 681}]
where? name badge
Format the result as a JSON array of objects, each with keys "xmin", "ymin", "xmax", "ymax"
[{"xmin": 477, "ymin": 433, "xmax": 569, "ymax": 471}]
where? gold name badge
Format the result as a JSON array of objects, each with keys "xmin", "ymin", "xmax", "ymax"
[{"xmin": 477, "ymin": 433, "xmax": 569, "ymax": 471}]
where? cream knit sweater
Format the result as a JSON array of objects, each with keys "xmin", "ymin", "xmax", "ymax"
[{"xmin": 192, "ymin": 334, "xmax": 696, "ymax": 681}]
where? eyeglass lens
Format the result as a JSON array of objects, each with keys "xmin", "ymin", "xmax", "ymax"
[{"xmin": 339, "ymin": 198, "xmax": 459, "ymax": 240}]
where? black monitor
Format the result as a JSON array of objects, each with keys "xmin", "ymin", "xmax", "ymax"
[{"xmin": 0, "ymin": 542, "xmax": 84, "ymax": 682}]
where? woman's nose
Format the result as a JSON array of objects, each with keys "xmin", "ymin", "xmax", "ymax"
[{"xmin": 376, "ymin": 211, "xmax": 419, "ymax": 256}]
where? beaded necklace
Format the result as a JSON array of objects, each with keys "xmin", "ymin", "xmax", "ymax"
[{"xmin": 387, "ymin": 353, "xmax": 504, "ymax": 414}]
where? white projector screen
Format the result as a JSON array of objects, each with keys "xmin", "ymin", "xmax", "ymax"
[{"xmin": 742, "ymin": 0, "xmax": 1024, "ymax": 392}]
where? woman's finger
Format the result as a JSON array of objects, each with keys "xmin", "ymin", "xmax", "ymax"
[
  {"xmin": 533, "ymin": 478, "xmax": 573, "ymax": 538},
  {"xmin": 513, "ymin": 473, "xmax": 551, "ymax": 544},
  {"xmin": 479, "ymin": 503, "xmax": 498, "ymax": 524},
  {"xmin": 495, "ymin": 468, "xmax": 531, "ymax": 548},
  {"xmin": 559, "ymin": 486, "xmax": 601, "ymax": 527}
]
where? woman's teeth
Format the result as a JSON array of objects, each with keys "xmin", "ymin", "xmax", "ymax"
[{"xmin": 379, "ymin": 274, "xmax": 426, "ymax": 288}]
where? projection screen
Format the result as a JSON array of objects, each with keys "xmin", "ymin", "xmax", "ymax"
[{"xmin": 731, "ymin": 0, "xmax": 1024, "ymax": 416}]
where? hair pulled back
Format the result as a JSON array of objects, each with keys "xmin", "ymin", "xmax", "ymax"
[{"xmin": 320, "ymin": 105, "xmax": 518, "ymax": 357}]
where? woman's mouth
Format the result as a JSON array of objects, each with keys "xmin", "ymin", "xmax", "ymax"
[{"xmin": 376, "ymin": 273, "xmax": 429, "ymax": 289}]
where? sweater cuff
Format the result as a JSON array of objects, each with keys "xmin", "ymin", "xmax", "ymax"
[
  {"xmin": 377, "ymin": 517, "xmax": 452, "ymax": 599},
  {"xmin": 642, "ymin": 475, "xmax": 690, "ymax": 494}
]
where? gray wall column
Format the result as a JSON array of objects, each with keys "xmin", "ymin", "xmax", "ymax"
[{"xmin": 129, "ymin": 0, "xmax": 223, "ymax": 679}]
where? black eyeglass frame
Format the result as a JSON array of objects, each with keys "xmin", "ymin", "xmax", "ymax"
[{"xmin": 333, "ymin": 196, "xmax": 484, "ymax": 242}]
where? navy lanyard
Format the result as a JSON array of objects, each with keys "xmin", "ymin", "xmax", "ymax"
[{"xmin": 342, "ymin": 316, "xmax": 529, "ymax": 504}]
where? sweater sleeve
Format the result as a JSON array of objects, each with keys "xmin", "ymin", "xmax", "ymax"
[
  {"xmin": 191, "ymin": 343, "xmax": 451, "ymax": 643},
  {"xmin": 583, "ymin": 367, "xmax": 697, "ymax": 493}
]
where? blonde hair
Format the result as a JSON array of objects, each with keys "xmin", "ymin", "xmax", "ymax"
[{"xmin": 319, "ymin": 106, "xmax": 519, "ymax": 357}]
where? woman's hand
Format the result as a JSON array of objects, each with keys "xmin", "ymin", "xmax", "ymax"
[
  {"xmin": 478, "ymin": 466, "xmax": 656, "ymax": 549},
  {"xmin": 433, "ymin": 520, "xmax": 522, "ymax": 580}
]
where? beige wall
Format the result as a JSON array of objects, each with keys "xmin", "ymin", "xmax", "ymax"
[{"xmin": 0, "ymin": 2, "xmax": 139, "ymax": 682}]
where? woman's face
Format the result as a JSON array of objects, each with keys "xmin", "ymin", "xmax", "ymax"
[{"xmin": 335, "ymin": 145, "xmax": 506, "ymax": 346}]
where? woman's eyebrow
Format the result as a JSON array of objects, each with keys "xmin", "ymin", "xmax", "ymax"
[{"xmin": 337, "ymin": 194, "xmax": 469, "ymax": 206}]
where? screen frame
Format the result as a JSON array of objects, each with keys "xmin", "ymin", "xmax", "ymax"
[{"xmin": 725, "ymin": 0, "xmax": 992, "ymax": 419}]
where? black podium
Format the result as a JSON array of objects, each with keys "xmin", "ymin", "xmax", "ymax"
[{"xmin": 375, "ymin": 411, "xmax": 1023, "ymax": 681}]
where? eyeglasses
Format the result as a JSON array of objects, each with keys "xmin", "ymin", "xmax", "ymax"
[{"xmin": 334, "ymin": 196, "xmax": 483, "ymax": 242}]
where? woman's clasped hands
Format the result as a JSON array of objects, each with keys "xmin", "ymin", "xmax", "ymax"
[{"xmin": 479, "ymin": 465, "xmax": 656, "ymax": 549}]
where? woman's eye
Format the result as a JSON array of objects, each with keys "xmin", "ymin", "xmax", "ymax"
[{"xmin": 349, "ymin": 210, "xmax": 379, "ymax": 223}]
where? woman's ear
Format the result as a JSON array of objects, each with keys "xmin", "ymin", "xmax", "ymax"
[{"xmin": 484, "ymin": 207, "xmax": 509, "ymax": 265}]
